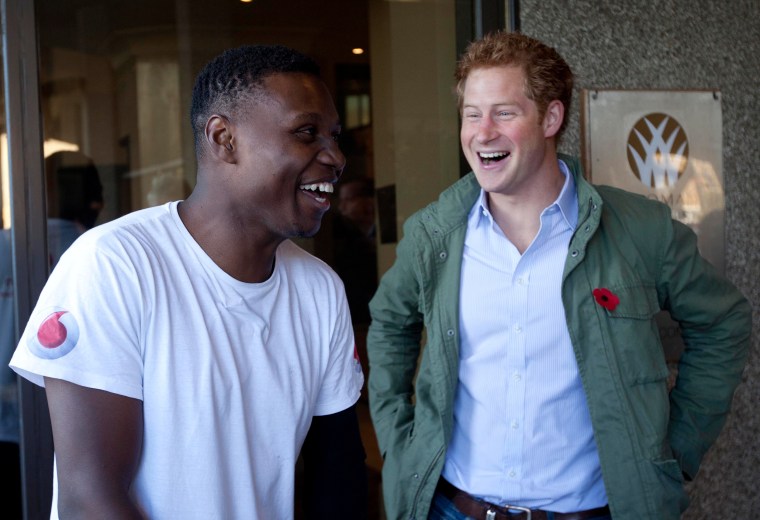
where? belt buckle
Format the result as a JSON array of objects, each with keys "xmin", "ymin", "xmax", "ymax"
[{"xmin": 487, "ymin": 504, "xmax": 532, "ymax": 520}]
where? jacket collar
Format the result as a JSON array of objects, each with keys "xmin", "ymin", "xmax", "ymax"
[{"xmin": 560, "ymin": 154, "xmax": 603, "ymax": 229}]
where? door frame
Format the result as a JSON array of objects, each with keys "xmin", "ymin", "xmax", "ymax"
[{"xmin": 2, "ymin": 0, "xmax": 54, "ymax": 518}]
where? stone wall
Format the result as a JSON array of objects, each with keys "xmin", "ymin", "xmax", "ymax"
[{"xmin": 520, "ymin": 1, "xmax": 759, "ymax": 516}]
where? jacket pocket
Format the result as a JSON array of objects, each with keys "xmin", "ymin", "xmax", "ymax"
[
  {"xmin": 645, "ymin": 458, "xmax": 689, "ymax": 517},
  {"xmin": 602, "ymin": 283, "xmax": 668, "ymax": 384},
  {"xmin": 602, "ymin": 282, "xmax": 659, "ymax": 319},
  {"xmin": 602, "ymin": 284, "xmax": 673, "ymax": 454},
  {"xmin": 381, "ymin": 414, "xmax": 442, "ymax": 520}
]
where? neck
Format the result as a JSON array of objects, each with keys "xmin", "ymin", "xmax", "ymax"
[
  {"xmin": 177, "ymin": 196, "xmax": 282, "ymax": 283},
  {"xmin": 487, "ymin": 157, "xmax": 565, "ymax": 254}
]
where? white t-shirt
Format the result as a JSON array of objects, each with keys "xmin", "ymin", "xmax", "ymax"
[{"xmin": 10, "ymin": 202, "xmax": 364, "ymax": 519}]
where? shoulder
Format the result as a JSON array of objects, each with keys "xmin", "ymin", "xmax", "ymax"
[
  {"xmin": 567, "ymin": 153, "xmax": 670, "ymax": 226},
  {"xmin": 276, "ymin": 241, "xmax": 351, "ymax": 319},
  {"xmin": 278, "ymin": 239, "xmax": 332, "ymax": 268},
  {"xmin": 55, "ymin": 205, "xmax": 178, "ymax": 277},
  {"xmin": 404, "ymin": 173, "xmax": 480, "ymax": 236},
  {"xmin": 591, "ymin": 184, "xmax": 684, "ymax": 261},
  {"xmin": 278, "ymin": 240, "xmax": 344, "ymax": 287},
  {"xmin": 595, "ymin": 184, "xmax": 670, "ymax": 220},
  {"xmin": 76, "ymin": 204, "xmax": 174, "ymax": 251},
  {"xmin": 595, "ymin": 184, "xmax": 661, "ymax": 206}
]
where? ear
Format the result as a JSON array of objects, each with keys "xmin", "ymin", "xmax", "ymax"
[
  {"xmin": 205, "ymin": 115, "xmax": 236, "ymax": 164},
  {"xmin": 542, "ymin": 99, "xmax": 564, "ymax": 139}
]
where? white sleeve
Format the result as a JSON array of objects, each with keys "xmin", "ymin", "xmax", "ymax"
[
  {"xmin": 312, "ymin": 281, "xmax": 364, "ymax": 416},
  {"xmin": 9, "ymin": 235, "xmax": 144, "ymax": 400}
]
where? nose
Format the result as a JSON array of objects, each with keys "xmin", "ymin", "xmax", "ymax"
[
  {"xmin": 475, "ymin": 116, "xmax": 499, "ymax": 144},
  {"xmin": 319, "ymin": 138, "xmax": 346, "ymax": 178}
]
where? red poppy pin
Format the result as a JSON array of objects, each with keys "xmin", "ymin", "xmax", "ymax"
[{"xmin": 593, "ymin": 288, "xmax": 619, "ymax": 311}]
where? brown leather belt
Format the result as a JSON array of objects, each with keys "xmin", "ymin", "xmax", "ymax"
[{"xmin": 436, "ymin": 478, "xmax": 611, "ymax": 520}]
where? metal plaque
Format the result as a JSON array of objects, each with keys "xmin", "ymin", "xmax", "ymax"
[{"xmin": 581, "ymin": 89, "xmax": 725, "ymax": 361}]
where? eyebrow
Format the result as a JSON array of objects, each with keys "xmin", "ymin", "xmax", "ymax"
[
  {"xmin": 462, "ymin": 102, "xmax": 521, "ymax": 112},
  {"xmin": 289, "ymin": 112, "xmax": 342, "ymax": 129},
  {"xmin": 290, "ymin": 112, "xmax": 321, "ymax": 122}
]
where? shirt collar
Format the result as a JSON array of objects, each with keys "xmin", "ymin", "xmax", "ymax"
[
  {"xmin": 470, "ymin": 189, "xmax": 492, "ymax": 227},
  {"xmin": 555, "ymin": 159, "xmax": 578, "ymax": 230},
  {"xmin": 470, "ymin": 159, "xmax": 579, "ymax": 230}
]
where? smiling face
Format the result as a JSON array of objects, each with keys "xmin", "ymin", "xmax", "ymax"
[
  {"xmin": 230, "ymin": 72, "xmax": 345, "ymax": 240},
  {"xmin": 460, "ymin": 65, "xmax": 561, "ymax": 201}
]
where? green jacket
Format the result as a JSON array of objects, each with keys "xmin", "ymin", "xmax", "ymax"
[{"xmin": 367, "ymin": 155, "xmax": 751, "ymax": 520}]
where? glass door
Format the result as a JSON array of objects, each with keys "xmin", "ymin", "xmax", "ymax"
[{"xmin": 12, "ymin": 0, "xmax": 507, "ymax": 517}]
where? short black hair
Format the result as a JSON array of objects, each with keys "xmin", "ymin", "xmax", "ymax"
[{"xmin": 190, "ymin": 44, "xmax": 321, "ymax": 153}]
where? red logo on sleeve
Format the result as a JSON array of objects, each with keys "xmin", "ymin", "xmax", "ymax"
[{"xmin": 28, "ymin": 307, "xmax": 80, "ymax": 359}]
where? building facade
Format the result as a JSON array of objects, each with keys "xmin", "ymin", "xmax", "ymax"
[{"xmin": 2, "ymin": 1, "xmax": 757, "ymax": 518}]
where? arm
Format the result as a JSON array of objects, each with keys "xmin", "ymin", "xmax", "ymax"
[
  {"xmin": 366, "ymin": 222, "xmax": 425, "ymax": 457},
  {"xmin": 301, "ymin": 405, "xmax": 368, "ymax": 519},
  {"xmin": 659, "ymin": 220, "xmax": 751, "ymax": 479},
  {"xmin": 45, "ymin": 377, "xmax": 143, "ymax": 519}
]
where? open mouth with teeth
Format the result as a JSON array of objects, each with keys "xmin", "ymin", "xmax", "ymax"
[
  {"xmin": 299, "ymin": 182, "xmax": 334, "ymax": 203},
  {"xmin": 478, "ymin": 151, "xmax": 510, "ymax": 165}
]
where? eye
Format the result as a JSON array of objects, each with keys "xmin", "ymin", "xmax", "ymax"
[
  {"xmin": 332, "ymin": 132, "xmax": 341, "ymax": 142},
  {"xmin": 463, "ymin": 112, "xmax": 481, "ymax": 120},
  {"xmin": 296, "ymin": 126, "xmax": 318, "ymax": 140}
]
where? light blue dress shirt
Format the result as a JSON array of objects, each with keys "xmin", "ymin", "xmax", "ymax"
[{"xmin": 441, "ymin": 160, "xmax": 608, "ymax": 512}]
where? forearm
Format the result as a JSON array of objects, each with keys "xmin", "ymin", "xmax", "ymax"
[
  {"xmin": 301, "ymin": 406, "xmax": 368, "ymax": 519},
  {"xmin": 661, "ymin": 221, "xmax": 752, "ymax": 476},
  {"xmin": 45, "ymin": 377, "xmax": 144, "ymax": 520},
  {"xmin": 366, "ymin": 316, "xmax": 422, "ymax": 447},
  {"xmin": 366, "ymin": 221, "xmax": 428, "ymax": 454},
  {"xmin": 57, "ymin": 487, "xmax": 144, "ymax": 520},
  {"xmin": 668, "ymin": 301, "xmax": 751, "ymax": 478}
]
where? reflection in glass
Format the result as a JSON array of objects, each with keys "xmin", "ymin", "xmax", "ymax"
[{"xmin": 44, "ymin": 151, "xmax": 104, "ymax": 269}]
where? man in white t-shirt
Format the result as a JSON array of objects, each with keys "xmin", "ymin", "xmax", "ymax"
[{"xmin": 10, "ymin": 44, "xmax": 367, "ymax": 519}]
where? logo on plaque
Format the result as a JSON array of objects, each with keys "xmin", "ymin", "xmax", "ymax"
[{"xmin": 626, "ymin": 112, "xmax": 689, "ymax": 191}]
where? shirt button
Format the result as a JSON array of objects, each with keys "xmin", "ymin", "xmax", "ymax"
[
  {"xmin": 514, "ymin": 325, "xmax": 522, "ymax": 333},
  {"xmin": 511, "ymin": 420, "xmax": 519, "ymax": 429},
  {"xmin": 513, "ymin": 373, "xmax": 521, "ymax": 382},
  {"xmin": 509, "ymin": 470, "xmax": 517, "ymax": 478},
  {"xmin": 447, "ymin": 329, "xmax": 455, "ymax": 337},
  {"xmin": 439, "ymin": 251, "xmax": 447, "ymax": 260}
]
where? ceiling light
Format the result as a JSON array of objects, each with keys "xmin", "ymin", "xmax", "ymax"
[{"xmin": 352, "ymin": 48, "xmax": 365, "ymax": 55}]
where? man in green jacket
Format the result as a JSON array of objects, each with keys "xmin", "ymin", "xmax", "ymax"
[{"xmin": 367, "ymin": 31, "xmax": 751, "ymax": 520}]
